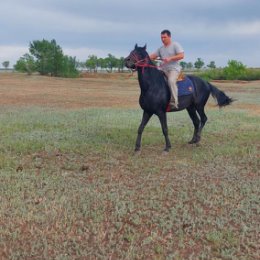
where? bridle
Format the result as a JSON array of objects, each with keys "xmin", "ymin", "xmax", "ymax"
[{"xmin": 127, "ymin": 51, "xmax": 159, "ymax": 73}]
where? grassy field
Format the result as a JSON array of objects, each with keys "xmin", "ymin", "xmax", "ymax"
[{"xmin": 0, "ymin": 73, "xmax": 259, "ymax": 259}]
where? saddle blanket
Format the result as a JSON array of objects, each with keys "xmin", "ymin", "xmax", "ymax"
[
  {"xmin": 177, "ymin": 76, "xmax": 194, "ymax": 96},
  {"xmin": 166, "ymin": 76, "xmax": 194, "ymax": 112}
]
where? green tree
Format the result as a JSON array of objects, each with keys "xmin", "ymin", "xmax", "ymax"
[
  {"xmin": 186, "ymin": 62, "xmax": 193, "ymax": 70},
  {"xmin": 105, "ymin": 54, "xmax": 118, "ymax": 73},
  {"xmin": 61, "ymin": 55, "xmax": 79, "ymax": 78},
  {"xmin": 207, "ymin": 61, "xmax": 216, "ymax": 69},
  {"xmin": 29, "ymin": 39, "xmax": 64, "ymax": 76},
  {"xmin": 2, "ymin": 61, "xmax": 10, "ymax": 69},
  {"xmin": 223, "ymin": 60, "xmax": 246, "ymax": 80},
  {"xmin": 86, "ymin": 55, "xmax": 99, "ymax": 72},
  {"xmin": 14, "ymin": 54, "xmax": 36, "ymax": 75},
  {"xmin": 97, "ymin": 58, "xmax": 106, "ymax": 71},
  {"xmin": 194, "ymin": 58, "xmax": 205, "ymax": 70},
  {"xmin": 117, "ymin": 57, "xmax": 125, "ymax": 72},
  {"xmin": 180, "ymin": 61, "xmax": 187, "ymax": 70},
  {"xmin": 15, "ymin": 39, "xmax": 79, "ymax": 77}
]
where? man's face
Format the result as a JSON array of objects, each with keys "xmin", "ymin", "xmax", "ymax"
[{"xmin": 161, "ymin": 33, "xmax": 171, "ymax": 45}]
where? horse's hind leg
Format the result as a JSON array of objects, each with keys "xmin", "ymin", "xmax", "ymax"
[
  {"xmin": 196, "ymin": 106, "xmax": 208, "ymax": 132},
  {"xmin": 157, "ymin": 111, "xmax": 171, "ymax": 152},
  {"xmin": 135, "ymin": 111, "xmax": 152, "ymax": 152},
  {"xmin": 187, "ymin": 106, "xmax": 201, "ymax": 144},
  {"xmin": 196, "ymin": 106, "xmax": 208, "ymax": 133}
]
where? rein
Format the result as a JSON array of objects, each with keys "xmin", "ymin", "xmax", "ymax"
[
  {"xmin": 136, "ymin": 61, "xmax": 162, "ymax": 74},
  {"xmin": 128, "ymin": 52, "xmax": 160, "ymax": 73}
]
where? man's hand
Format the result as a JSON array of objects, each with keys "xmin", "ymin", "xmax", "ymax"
[{"xmin": 162, "ymin": 57, "xmax": 171, "ymax": 64}]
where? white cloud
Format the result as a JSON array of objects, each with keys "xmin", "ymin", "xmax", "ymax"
[
  {"xmin": 228, "ymin": 20, "xmax": 260, "ymax": 36},
  {"xmin": 0, "ymin": 1, "xmax": 130, "ymax": 35},
  {"xmin": 175, "ymin": 19, "xmax": 260, "ymax": 40},
  {"xmin": 1, "ymin": 0, "xmax": 260, "ymax": 67}
]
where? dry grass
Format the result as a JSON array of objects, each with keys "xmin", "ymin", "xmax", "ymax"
[
  {"xmin": 0, "ymin": 72, "xmax": 259, "ymax": 113},
  {"xmin": 0, "ymin": 73, "xmax": 259, "ymax": 259},
  {"xmin": 0, "ymin": 73, "xmax": 139, "ymax": 109}
]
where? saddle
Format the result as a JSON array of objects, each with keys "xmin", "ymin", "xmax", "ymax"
[
  {"xmin": 165, "ymin": 72, "xmax": 194, "ymax": 112},
  {"xmin": 177, "ymin": 74, "xmax": 194, "ymax": 96},
  {"xmin": 163, "ymin": 72, "xmax": 194, "ymax": 96}
]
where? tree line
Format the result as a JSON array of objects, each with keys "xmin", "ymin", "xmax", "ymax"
[
  {"xmin": 9, "ymin": 39, "xmax": 218, "ymax": 76},
  {"xmin": 12, "ymin": 39, "xmax": 126, "ymax": 77},
  {"xmin": 81, "ymin": 54, "xmax": 125, "ymax": 73},
  {"xmin": 3, "ymin": 38, "xmax": 259, "ymax": 80}
]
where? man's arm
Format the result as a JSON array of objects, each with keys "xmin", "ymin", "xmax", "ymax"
[{"xmin": 163, "ymin": 52, "xmax": 184, "ymax": 63}]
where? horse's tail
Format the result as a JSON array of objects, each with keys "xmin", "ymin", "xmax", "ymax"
[{"xmin": 208, "ymin": 83, "xmax": 234, "ymax": 107}]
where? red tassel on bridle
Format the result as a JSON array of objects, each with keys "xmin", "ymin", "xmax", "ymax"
[{"xmin": 129, "ymin": 52, "xmax": 159, "ymax": 73}]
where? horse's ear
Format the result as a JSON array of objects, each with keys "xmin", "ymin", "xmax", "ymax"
[
  {"xmin": 143, "ymin": 44, "xmax": 147, "ymax": 50},
  {"xmin": 135, "ymin": 44, "xmax": 138, "ymax": 49}
]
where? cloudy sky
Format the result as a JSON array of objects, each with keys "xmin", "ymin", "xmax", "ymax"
[{"xmin": 1, "ymin": 0, "xmax": 260, "ymax": 68}]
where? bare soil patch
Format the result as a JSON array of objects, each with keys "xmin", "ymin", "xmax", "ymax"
[
  {"xmin": 0, "ymin": 73, "xmax": 139, "ymax": 109},
  {"xmin": 0, "ymin": 73, "xmax": 259, "ymax": 115}
]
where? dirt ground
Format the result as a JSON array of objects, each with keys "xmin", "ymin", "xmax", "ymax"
[
  {"xmin": 0, "ymin": 72, "xmax": 259, "ymax": 114},
  {"xmin": 0, "ymin": 73, "xmax": 139, "ymax": 109}
]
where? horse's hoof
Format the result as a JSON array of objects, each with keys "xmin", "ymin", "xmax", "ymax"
[
  {"xmin": 134, "ymin": 149, "xmax": 141, "ymax": 155},
  {"xmin": 162, "ymin": 150, "xmax": 169, "ymax": 155},
  {"xmin": 189, "ymin": 138, "xmax": 200, "ymax": 144},
  {"xmin": 163, "ymin": 146, "xmax": 171, "ymax": 153},
  {"xmin": 188, "ymin": 140, "xmax": 200, "ymax": 146}
]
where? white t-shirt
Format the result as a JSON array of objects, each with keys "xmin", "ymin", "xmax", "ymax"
[{"xmin": 155, "ymin": 42, "xmax": 184, "ymax": 72}]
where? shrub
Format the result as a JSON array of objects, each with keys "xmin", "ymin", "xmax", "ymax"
[
  {"xmin": 194, "ymin": 61, "xmax": 260, "ymax": 81},
  {"xmin": 14, "ymin": 54, "xmax": 37, "ymax": 75},
  {"xmin": 223, "ymin": 60, "xmax": 247, "ymax": 80}
]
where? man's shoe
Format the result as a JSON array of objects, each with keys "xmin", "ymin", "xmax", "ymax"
[{"xmin": 170, "ymin": 101, "xmax": 178, "ymax": 109}]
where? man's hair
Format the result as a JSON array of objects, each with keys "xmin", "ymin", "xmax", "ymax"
[{"xmin": 161, "ymin": 30, "xmax": 171, "ymax": 37}]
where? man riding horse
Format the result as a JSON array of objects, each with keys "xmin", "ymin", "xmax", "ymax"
[
  {"xmin": 149, "ymin": 29, "xmax": 184, "ymax": 109},
  {"xmin": 124, "ymin": 44, "xmax": 233, "ymax": 152}
]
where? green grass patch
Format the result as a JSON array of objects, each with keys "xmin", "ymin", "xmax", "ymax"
[
  {"xmin": 195, "ymin": 67, "xmax": 260, "ymax": 81},
  {"xmin": 0, "ymin": 106, "xmax": 259, "ymax": 259}
]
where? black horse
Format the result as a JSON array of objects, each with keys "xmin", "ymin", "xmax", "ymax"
[{"xmin": 124, "ymin": 44, "xmax": 234, "ymax": 152}]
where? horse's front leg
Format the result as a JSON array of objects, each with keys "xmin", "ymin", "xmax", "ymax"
[
  {"xmin": 157, "ymin": 111, "xmax": 171, "ymax": 152},
  {"xmin": 135, "ymin": 111, "xmax": 152, "ymax": 152}
]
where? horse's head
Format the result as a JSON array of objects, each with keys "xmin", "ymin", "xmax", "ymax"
[{"xmin": 124, "ymin": 44, "xmax": 149, "ymax": 70}]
